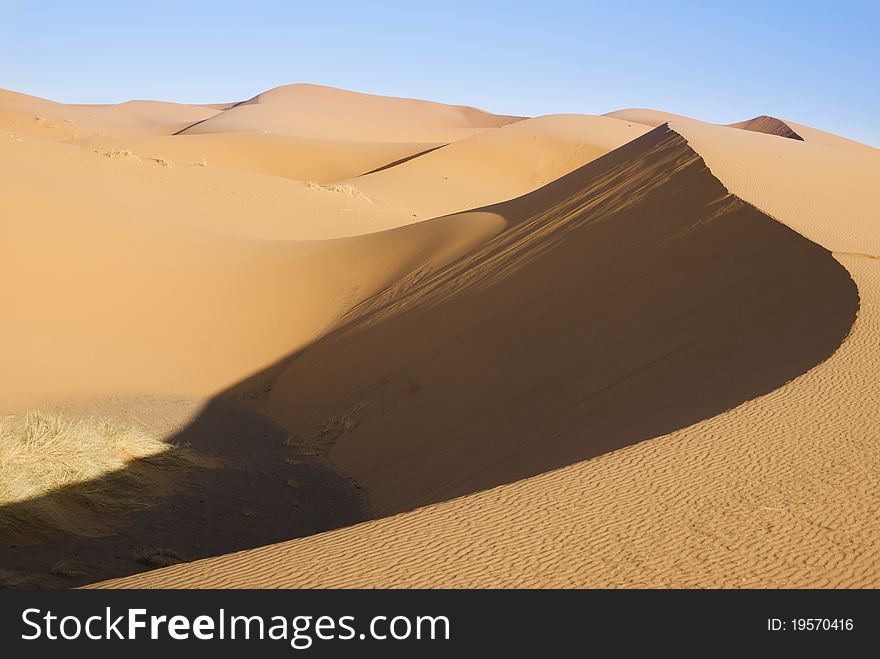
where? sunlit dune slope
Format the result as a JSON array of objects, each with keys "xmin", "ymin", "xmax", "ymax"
[
  {"xmin": 177, "ymin": 83, "xmax": 523, "ymax": 142},
  {"xmin": 0, "ymin": 135, "xmax": 504, "ymax": 408},
  {"xmin": 728, "ymin": 115, "xmax": 877, "ymax": 153},
  {"xmin": 672, "ymin": 119, "xmax": 880, "ymax": 253},
  {"xmin": 0, "ymin": 88, "xmax": 219, "ymax": 139},
  {"xmin": 603, "ymin": 107, "xmax": 700, "ymax": 126},
  {"xmin": 0, "ymin": 134, "xmax": 414, "ymax": 240},
  {"xmin": 782, "ymin": 119, "xmax": 877, "ymax": 154},
  {"xmin": 68, "ymin": 132, "xmax": 439, "ymax": 183},
  {"xmin": 345, "ymin": 114, "xmax": 650, "ymax": 219}
]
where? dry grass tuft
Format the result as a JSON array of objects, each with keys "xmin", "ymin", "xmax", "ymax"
[
  {"xmin": 134, "ymin": 547, "xmax": 186, "ymax": 568},
  {"xmin": 152, "ymin": 157, "xmax": 173, "ymax": 168},
  {"xmin": 304, "ymin": 180, "xmax": 371, "ymax": 202},
  {"xmin": 95, "ymin": 148, "xmax": 139, "ymax": 160},
  {"xmin": 0, "ymin": 412, "xmax": 196, "ymax": 537},
  {"xmin": 0, "ymin": 568, "xmax": 35, "ymax": 589},
  {"xmin": 48, "ymin": 560, "xmax": 87, "ymax": 580},
  {"xmin": 316, "ymin": 403, "xmax": 366, "ymax": 442}
]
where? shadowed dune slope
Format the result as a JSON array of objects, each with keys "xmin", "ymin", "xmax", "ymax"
[
  {"xmin": 94, "ymin": 125, "xmax": 864, "ymax": 589},
  {"xmin": 729, "ymin": 115, "xmax": 803, "ymax": 141},
  {"xmin": 93, "ymin": 252, "xmax": 879, "ymax": 590},
  {"xmin": 345, "ymin": 114, "xmax": 650, "ymax": 219},
  {"xmin": 178, "ymin": 83, "xmax": 523, "ymax": 142},
  {"xmin": 67, "ymin": 132, "xmax": 439, "ymax": 183},
  {"xmin": 257, "ymin": 125, "xmax": 858, "ymax": 516}
]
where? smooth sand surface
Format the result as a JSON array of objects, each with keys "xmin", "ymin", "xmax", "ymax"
[
  {"xmin": 782, "ymin": 118, "xmax": 878, "ymax": 154},
  {"xmin": 729, "ymin": 115, "xmax": 877, "ymax": 154},
  {"xmin": 610, "ymin": 106, "xmax": 878, "ymax": 155},
  {"xmin": 178, "ymin": 83, "xmax": 522, "ymax": 142},
  {"xmin": 673, "ymin": 119, "xmax": 880, "ymax": 254},
  {"xmin": 0, "ymin": 133, "xmax": 503, "ymax": 408},
  {"xmin": 2, "ymin": 83, "xmax": 876, "ymax": 589},
  {"xmin": 68, "ymin": 133, "xmax": 441, "ymax": 183},
  {"xmin": 603, "ymin": 107, "xmax": 700, "ymax": 126},
  {"xmin": 0, "ymin": 88, "xmax": 220, "ymax": 139},
  {"xmin": 342, "ymin": 114, "xmax": 651, "ymax": 219}
]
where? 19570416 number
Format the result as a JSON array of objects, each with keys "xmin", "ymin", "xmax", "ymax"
[
  {"xmin": 793, "ymin": 618, "xmax": 853, "ymax": 631},
  {"xmin": 768, "ymin": 618, "xmax": 854, "ymax": 631}
]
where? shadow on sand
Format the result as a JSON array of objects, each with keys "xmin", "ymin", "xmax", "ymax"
[{"xmin": 0, "ymin": 399, "xmax": 368, "ymax": 588}]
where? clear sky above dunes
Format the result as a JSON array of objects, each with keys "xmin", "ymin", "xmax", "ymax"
[{"xmin": 0, "ymin": 0, "xmax": 877, "ymax": 146}]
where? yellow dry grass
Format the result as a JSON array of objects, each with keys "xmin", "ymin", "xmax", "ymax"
[
  {"xmin": 0, "ymin": 411, "xmax": 194, "ymax": 537},
  {"xmin": 304, "ymin": 180, "xmax": 371, "ymax": 201}
]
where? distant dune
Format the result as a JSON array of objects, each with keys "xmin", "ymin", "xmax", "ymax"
[
  {"xmin": 728, "ymin": 115, "xmax": 804, "ymax": 141},
  {"xmin": 345, "ymin": 114, "xmax": 651, "ymax": 219},
  {"xmin": 0, "ymin": 88, "xmax": 220, "ymax": 139},
  {"xmin": 177, "ymin": 83, "xmax": 523, "ymax": 142},
  {"xmin": 603, "ymin": 107, "xmax": 700, "ymax": 127},
  {"xmin": 0, "ymin": 83, "xmax": 877, "ymax": 589}
]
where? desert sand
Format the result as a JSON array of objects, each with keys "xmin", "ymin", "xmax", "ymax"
[{"xmin": 0, "ymin": 82, "xmax": 877, "ymax": 589}]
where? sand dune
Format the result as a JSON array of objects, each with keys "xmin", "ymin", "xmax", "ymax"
[
  {"xmin": 673, "ymin": 119, "xmax": 880, "ymax": 254},
  {"xmin": 603, "ymin": 108, "xmax": 700, "ymax": 126},
  {"xmin": 68, "ymin": 132, "xmax": 439, "ymax": 182},
  {"xmin": 178, "ymin": 83, "xmax": 522, "ymax": 142},
  {"xmin": 781, "ymin": 119, "xmax": 877, "ymax": 154},
  {"xmin": 728, "ymin": 115, "xmax": 877, "ymax": 153},
  {"xmin": 0, "ymin": 93, "xmax": 650, "ymax": 410},
  {"xmin": 261, "ymin": 125, "xmax": 857, "ymax": 516},
  {"xmin": 609, "ymin": 106, "xmax": 878, "ymax": 154},
  {"xmin": 729, "ymin": 115, "xmax": 804, "ymax": 141},
  {"xmin": 0, "ymin": 88, "xmax": 219, "ymax": 139},
  {"xmin": 0, "ymin": 134, "xmax": 502, "ymax": 409},
  {"xmin": 343, "ymin": 114, "xmax": 651, "ymax": 219},
  {"xmin": 94, "ymin": 122, "xmax": 878, "ymax": 588},
  {"xmin": 94, "ymin": 252, "xmax": 879, "ymax": 588}
]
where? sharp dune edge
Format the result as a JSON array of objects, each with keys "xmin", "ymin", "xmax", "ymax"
[
  {"xmin": 265, "ymin": 126, "xmax": 858, "ymax": 517},
  {"xmin": 0, "ymin": 84, "xmax": 878, "ymax": 589}
]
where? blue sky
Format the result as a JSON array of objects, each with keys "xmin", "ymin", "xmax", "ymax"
[{"xmin": 1, "ymin": 0, "xmax": 877, "ymax": 145}]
